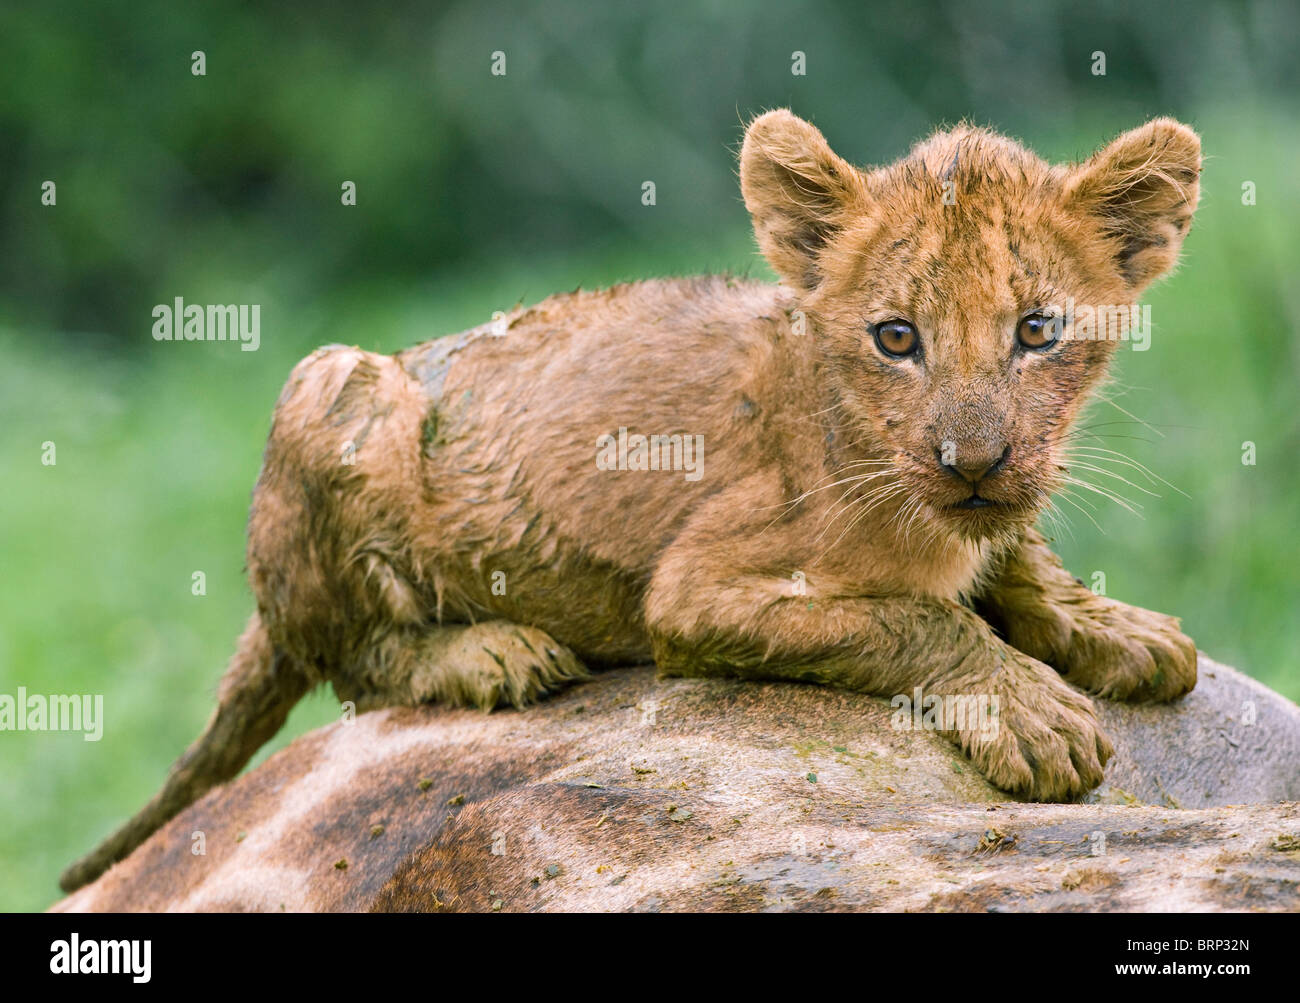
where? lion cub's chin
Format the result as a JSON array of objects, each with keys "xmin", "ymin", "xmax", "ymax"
[{"xmin": 932, "ymin": 502, "xmax": 1039, "ymax": 546}]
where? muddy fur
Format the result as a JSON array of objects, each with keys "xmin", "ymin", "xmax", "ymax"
[{"xmin": 61, "ymin": 110, "xmax": 1202, "ymax": 893}]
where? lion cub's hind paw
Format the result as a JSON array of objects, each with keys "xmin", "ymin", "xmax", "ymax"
[{"xmin": 410, "ymin": 621, "xmax": 589, "ymax": 712}]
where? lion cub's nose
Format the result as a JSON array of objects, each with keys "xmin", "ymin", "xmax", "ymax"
[{"xmin": 937, "ymin": 443, "xmax": 1011, "ymax": 485}]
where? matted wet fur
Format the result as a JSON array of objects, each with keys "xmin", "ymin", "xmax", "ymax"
[{"xmin": 61, "ymin": 109, "xmax": 1201, "ymax": 893}]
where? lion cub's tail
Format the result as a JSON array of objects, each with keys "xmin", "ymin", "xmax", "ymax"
[{"xmin": 58, "ymin": 611, "xmax": 312, "ymax": 894}]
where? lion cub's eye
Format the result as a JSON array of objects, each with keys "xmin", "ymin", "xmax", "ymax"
[
  {"xmin": 1017, "ymin": 312, "xmax": 1061, "ymax": 351},
  {"xmin": 872, "ymin": 320, "xmax": 919, "ymax": 358}
]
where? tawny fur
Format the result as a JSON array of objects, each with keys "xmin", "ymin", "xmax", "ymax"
[{"xmin": 61, "ymin": 110, "xmax": 1201, "ymax": 893}]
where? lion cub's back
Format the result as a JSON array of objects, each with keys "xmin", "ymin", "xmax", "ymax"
[{"xmin": 398, "ymin": 276, "xmax": 807, "ymax": 567}]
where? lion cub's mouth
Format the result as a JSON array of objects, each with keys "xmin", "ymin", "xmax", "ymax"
[{"xmin": 952, "ymin": 495, "xmax": 1000, "ymax": 510}]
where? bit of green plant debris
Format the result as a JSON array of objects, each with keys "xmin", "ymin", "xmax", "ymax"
[
  {"xmin": 1272, "ymin": 834, "xmax": 1300, "ymax": 852},
  {"xmin": 667, "ymin": 805, "xmax": 693, "ymax": 822},
  {"xmin": 370, "ymin": 825, "xmax": 385, "ymax": 839},
  {"xmin": 1096, "ymin": 787, "xmax": 1141, "ymax": 806},
  {"xmin": 492, "ymin": 899, "xmax": 503, "ymax": 911},
  {"xmin": 795, "ymin": 738, "xmax": 869, "ymax": 762},
  {"xmin": 446, "ymin": 793, "xmax": 465, "ymax": 806},
  {"xmin": 235, "ymin": 830, "xmax": 247, "ymax": 842},
  {"xmin": 421, "ymin": 412, "xmax": 441, "ymax": 447},
  {"xmin": 806, "ymin": 772, "xmax": 818, "ymax": 783},
  {"xmin": 973, "ymin": 829, "xmax": 1016, "ymax": 856},
  {"xmin": 334, "ymin": 859, "xmax": 348, "ymax": 870},
  {"xmin": 417, "ymin": 778, "xmax": 433, "ymax": 791},
  {"xmin": 545, "ymin": 864, "xmax": 561, "ymax": 878}
]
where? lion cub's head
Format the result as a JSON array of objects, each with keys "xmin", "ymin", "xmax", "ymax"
[{"xmin": 740, "ymin": 110, "xmax": 1200, "ymax": 542}]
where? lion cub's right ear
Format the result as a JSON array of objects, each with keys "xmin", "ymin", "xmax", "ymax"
[{"xmin": 740, "ymin": 109, "xmax": 869, "ymax": 293}]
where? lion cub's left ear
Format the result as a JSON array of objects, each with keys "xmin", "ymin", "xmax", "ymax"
[{"xmin": 1065, "ymin": 118, "xmax": 1201, "ymax": 291}]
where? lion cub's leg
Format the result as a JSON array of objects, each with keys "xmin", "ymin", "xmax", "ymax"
[
  {"xmin": 646, "ymin": 566, "xmax": 1112, "ymax": 802},
  {"xmin": 341, "ymin": 621, "xmax": 589, "ymax": 713},
  {"xmin": 975, "ymin": 527, "xmax": 1196, "ymax": 702},
  {"xmin": 254, "ymin": 347, "xmax": 587, "ymax": 716}
]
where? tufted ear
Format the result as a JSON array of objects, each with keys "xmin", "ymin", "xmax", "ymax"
[
  {"xmin": 739, "ymin": 109, "xmax": 869, "ymax": 293},
  {"xmin": 1065, "ymin": 118, "xmax": 1201, "ymax": 292}
]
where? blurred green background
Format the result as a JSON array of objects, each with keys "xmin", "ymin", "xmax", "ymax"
[{"xmin": 2, "ymin": 0, "xmax": 1297, "ymax": 911}]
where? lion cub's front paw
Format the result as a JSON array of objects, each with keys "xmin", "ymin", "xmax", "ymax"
[
  {"xmin": 956, "ymin": 651, "xmax": 1113, "ymax": 802},
  {"xmin": 1061, "ymin": 599, "xmax": 1196, "ymax": 702},
  {"xmin": 1007, "ymin": 594, "xmax": 1197, "ymax": 703}
]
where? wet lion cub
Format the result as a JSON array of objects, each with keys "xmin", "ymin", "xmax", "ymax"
[{"xmin": 64, "ymin": 110, "xmax": 1201, "ymax": 891}]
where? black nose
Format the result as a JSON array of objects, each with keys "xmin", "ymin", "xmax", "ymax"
[{"xmin": 937, "ymin": 443, "xmax": 1011, "ymax": 485}]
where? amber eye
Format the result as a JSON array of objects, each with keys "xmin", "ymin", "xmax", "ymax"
[
  {"xmin": 872, "ymin": 320, "xmax": 919, "ymax": 358},
  {"xmin": 1017, "ymin": 312, "xmax": 1061, "ymax": 351}
]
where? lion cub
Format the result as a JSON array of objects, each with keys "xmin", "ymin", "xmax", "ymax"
[{"xmin": 63, "ymin": 110, "xmax": 1201, "ymax": 891}]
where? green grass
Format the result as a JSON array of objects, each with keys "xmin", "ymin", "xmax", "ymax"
[{"xmin": 2, "ymin": 112, "xmax": 1297, "ymax": 913}]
